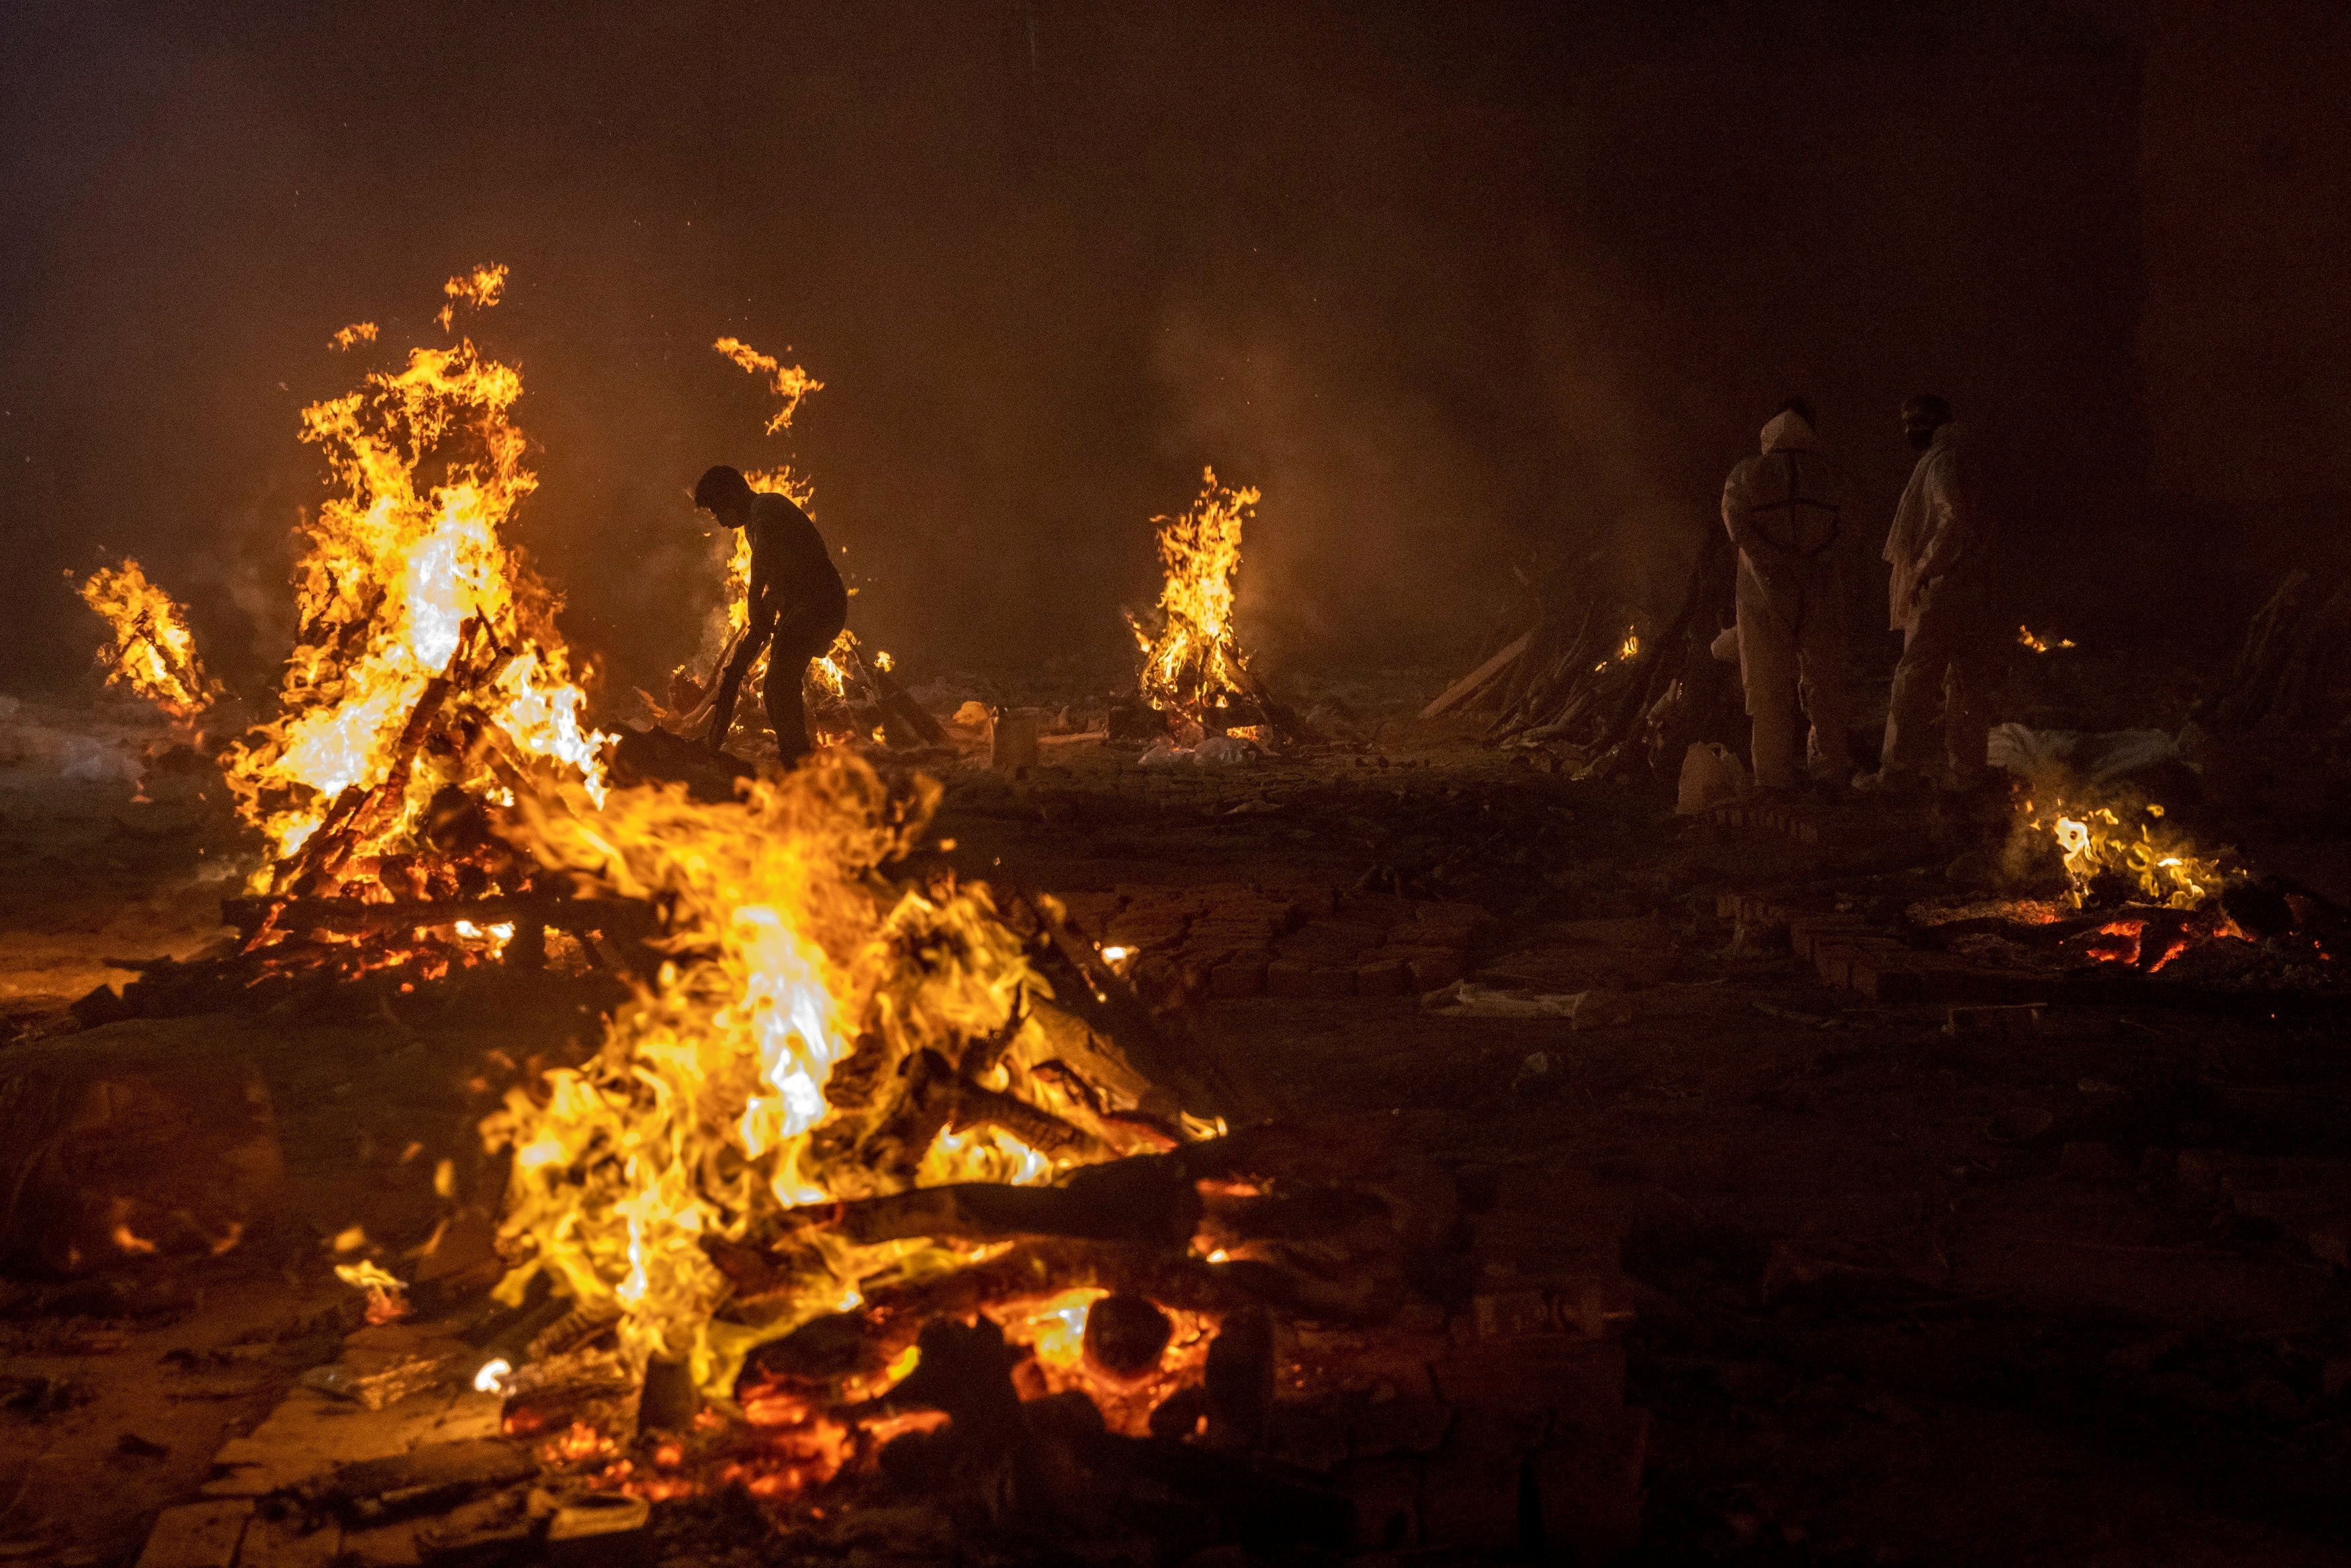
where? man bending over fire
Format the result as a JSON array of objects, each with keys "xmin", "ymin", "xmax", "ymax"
[{"xmin": 693, "ymin": 464, "xmax": 848, "ymax": 765}]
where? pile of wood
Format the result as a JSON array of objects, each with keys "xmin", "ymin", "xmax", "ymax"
[
  {"xmin": 2202, "ymin": 569, "xmax": 2351, "ymax": 736},
  {"xmin": 656, "ymin": 628, "xmax": 947, "ymax": 753},
  {"xmin": 498, "ymin": 1115, "xmax": 1642, "ymax": 1563},
  {"xmin": 1422, "ymin": 527, "xmax": 1744, "ymax": 776}
]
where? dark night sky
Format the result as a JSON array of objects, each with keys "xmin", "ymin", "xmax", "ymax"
[{"xmin": 1, "ymin": 1, "xmax": 2149, "ymax": 703}]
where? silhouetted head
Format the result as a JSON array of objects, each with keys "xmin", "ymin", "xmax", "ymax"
[
  {"xmin": 1902, "ymin": 394, "xmax": 1952, "ymax": 451},
  {"xmin": 694, "ymin": 464, "xmax": 755, "ymax": 526},
  {"xmin": 1775, "ymin": 396, "xmax": 1816, "ymax": 430}
]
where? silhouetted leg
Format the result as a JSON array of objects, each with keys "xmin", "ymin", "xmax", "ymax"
[
  {"xmin": 705, "ymin": 627, "xmax": 769, "ymax": 753},
  {"xmin": 1879, "ymin": 618, "xmax": 1951, "ymax": 780},
  {"xmin": 1943, "ymin": 643, "xmax": 1995, "ymax": 788},
  {"xmin": 1795, "ymin": 575, "xmax": 1854, "ymax": 779},
  {"xmin": 764, "ymin": 645, "xmax": 814, "ymax": 765},
  {"xmin": 1736, "ymin": 563, "xmax": 1801, "ymax": 789}
]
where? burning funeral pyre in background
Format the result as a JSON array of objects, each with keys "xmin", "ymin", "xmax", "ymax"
[
  {"xmin": 1123, "ymin": 469, "xmax": 1284, "ymax": 743},
  {"xmin": 75, "ymin": 561, "xmax": 222, "ymax": 729},
  {"xmin": 66, "ymin": 271, "xmax": 1634, "ymax": 1560},
  {"xmin": 1421, "ymin": 525, "xmax": 1747, "ymax": 779},
  {"xmin": 653, "ymin": 336, "xmax": 943, "ymax": 754}
]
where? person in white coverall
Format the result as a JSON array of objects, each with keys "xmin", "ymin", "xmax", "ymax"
[
  {"xmin": 1721, "ymin": 400, "xmax": 1854, "ymax": 790},
  {"xmin": 1856, "ymin": 394, "xmax": 1992, "ymax": 793}
]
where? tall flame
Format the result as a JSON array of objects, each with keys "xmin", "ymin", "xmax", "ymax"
[
  {"xmin": 485, "ymin": 756, "xmax": 1075, "ymax": 1387},
  {"xmin": 1128, "ymin": 467, "xmax": 1261, "ymax": 719},
  {"xmin": 715, "ymin": 336, "xmax": 824, "ymax": 436},
  {"xmin": 77, "ymin": 560, "xmax": 221, "ymax": 721},
  {"xmin": 222, "ymin": 267, "xmax": 609, "ymax": 872}
]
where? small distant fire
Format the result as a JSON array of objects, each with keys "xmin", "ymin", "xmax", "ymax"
[
  {"xmin": 1126, "ymin": 468, "xmax": 1268, "ymax": 729},
  {"xmin": 1593, "ymin": 625, "xmax": 1639, "ymax": 674},
  {"xmin": 2018, "ymin": 625, "xmax": 2076, "ymax": 653},
  {"xmin": 77, "ymin": 560, "xmax": 220, "ymax": 723}
]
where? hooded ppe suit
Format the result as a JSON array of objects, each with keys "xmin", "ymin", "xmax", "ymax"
[
  {"xmin": 1722, "ymin": 410, "xmax": 1854, "ymax": 790},
  {"xmin": 1878, "ymin": 424, "xmax": 1991, "ymax": 787}
]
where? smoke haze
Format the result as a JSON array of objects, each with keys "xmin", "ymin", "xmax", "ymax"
[{"xmin": 1, "ymin": 1, "xmax": 2147, "ymax": 704}]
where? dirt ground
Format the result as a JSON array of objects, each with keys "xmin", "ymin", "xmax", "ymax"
[{"xmin": 5, "ymin": 674, "xmax": 2351, "ymax": 1566}]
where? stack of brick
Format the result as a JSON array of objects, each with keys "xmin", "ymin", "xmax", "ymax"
[
  {"xmin": 1706, "ymin": 801, "xmax": 1822, "ymax": 844},
  {"xmin": 1712, "ymin": 894, "xmax": 2058, "ymax": 1007},
  {"xmin": 1058, "ymin": 884, "xmax": 1499, "ymax": 1003}
]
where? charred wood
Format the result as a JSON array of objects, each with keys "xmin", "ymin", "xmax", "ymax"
[{"xmin": 767, "ymin": 1153, "xmax": 1202, "ymax": 1249}]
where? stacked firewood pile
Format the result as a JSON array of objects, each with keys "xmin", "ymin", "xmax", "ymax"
[
  {"xmin": 188, "ymin": 1117, "xmax": 1642, "ymax": 1566},
  {"xmin": 1424, "ymin": 529, "xmax": 1743, "ymax": 777},
  {"xmin": 2200, "ymin": 569, "xmax": 2351, "ymax": 737}
]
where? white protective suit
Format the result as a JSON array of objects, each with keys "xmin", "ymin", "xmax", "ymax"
[
  {"xmin": 1722, "ymin": 410, "xmax": 1853, "ymax": 789},
  {"xmin": 1879, "ymin": 423, "xmax": 1992, "ymax": 786}
]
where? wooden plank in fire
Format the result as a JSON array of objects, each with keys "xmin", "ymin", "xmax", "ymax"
[
  {"xmin": 1420, "ymin": 631, "xmax": 1532, "ymax": 721},
  {"xmin": 221, "ymin": 893, "xmax": 660, "ymax": 938}
]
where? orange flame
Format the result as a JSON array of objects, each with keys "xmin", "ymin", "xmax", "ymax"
[
  {"xmin": 1128, "ymin": 467, "xmax": 1261, "ymax": 719},
  {"xmin": 221, "ymin": 267, "xmax": 609, "ymax": 874},
  {"xmin": 77, "ymin": 560, "xmax": 222, "ymax": 721},
  {"xmin": 2027, "ymin": 794, "xmax": 2230, "ymax": 911},
  {"xmin": 483, "ymin": 754, "xmax": 1124, "ymax": 1389},
  {"xmin": 715, "ymin": 336, "xmax": 824, "ymax": 435}
]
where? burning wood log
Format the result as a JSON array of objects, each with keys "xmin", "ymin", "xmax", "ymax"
[
  {"xmin": 766, "ymin": 1153, "xmax": 1202, "ymax": 1248},
  {"xmin": 220, "ymin": 892, "xmax": 658, "ymax": 940}
]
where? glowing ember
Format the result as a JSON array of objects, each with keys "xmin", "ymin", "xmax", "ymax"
[
  {"xmin": 987, "ymin": 1287, "xmax": 1217, "ymax": 1436},
  {"xmin": 2017, "ymin": 625, "xmax": 2076, "ymax": 653},
  {"xmin": 2024, "ymin": 794, "xmax": 2231, "ymax": 910},
  {"xmin": 1127, "ymin": 468, "xmax": 1263, "ymax": 723},
  {"xmin": 77, "ymin": 560, "xmax": 221, "ymax": 721},
  {"xmin": 334, "ymin": 1259, "xmax": 411, "ymax": 1324},
  {"xmin": 220, "ymin": 265, "xmax": 611, "ymax": 878}
]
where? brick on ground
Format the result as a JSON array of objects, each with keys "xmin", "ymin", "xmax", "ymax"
[
  {"xmin": 235, "ymin": 1512, "xmax": 339, "ymax": 1568},
  {"xmin": 1272, "ymin": 921, "xmax": 1386, "ymax": 966},
  {"xmin": 1209, "ymin": 959, "xmax": 1268, "ymax": 998},
  {"xmin": 1266, "ymin": 960, "xmax": 1355, "ymax": 997},
  {"xmin": 203, "ymin": 1385, "xmax": 500, "ymax": 1498},
  {"xmin": 134, "ymin": 1501, "xmax": 253, "ymax": 1568}
]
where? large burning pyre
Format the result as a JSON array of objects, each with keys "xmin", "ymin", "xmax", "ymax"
[
  {"xmin": 225, "ymin": 265, "xmax": 608, "ymax": 892},
  {"xmin": 68, "ymin": 270, "xmax": 1306, "ymax": 1502}
]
